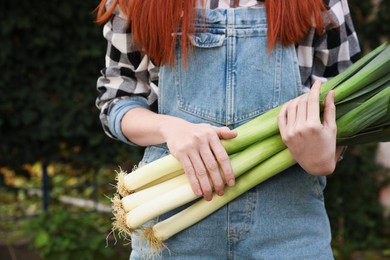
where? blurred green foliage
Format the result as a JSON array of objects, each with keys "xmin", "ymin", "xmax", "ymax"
[
  {"xmin": 348, "ymin": 0, "xmax": 390, "ymax": 52},
  {"xmin": 24, "ymin": 207, "xmax": 128, "ymax": 260},
  {"xmin": 0, "ymin": 0, "xmax": 142, "ymax": 171},
  {"xmin": 325, "ymin": 1, "xmax": 390, "ymax": 255},
  {"xmin": 325, "ymin": 145, "xmax": 390, "ymax": 258}
]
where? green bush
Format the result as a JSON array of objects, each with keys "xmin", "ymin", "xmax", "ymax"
[
  {"xmin": 25, "ymin": 207, "xmax": 129, "ymax": 260},
  {"xmin": 349, "ymin": 0, "xmax": 390, "ymax": 51},
  {"xmin": 325, "ymin": 144, "xmax": 390, "ymax": 257},
  {"xmin": 0, "ymin": 0, "xmax": 142, "ymax": 171}
]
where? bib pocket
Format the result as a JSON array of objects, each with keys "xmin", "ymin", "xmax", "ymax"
[{"xmin": 174, "ymin": 29, "xmax": 229, "ymax": 125}]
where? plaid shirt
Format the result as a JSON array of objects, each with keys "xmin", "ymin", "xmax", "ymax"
[{"xmin": 96, "ymin": 0, "xmax": 361, "ymax": 141}]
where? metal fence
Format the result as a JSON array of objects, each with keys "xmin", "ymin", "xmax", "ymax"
[{"xmin": 0, "ymin": 163, "xmax": 111, "ymax": 222}]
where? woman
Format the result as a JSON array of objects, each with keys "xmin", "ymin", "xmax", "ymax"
[{"xmin": 96, "ymin": 0, "xmax": 360, "ymax": 258}]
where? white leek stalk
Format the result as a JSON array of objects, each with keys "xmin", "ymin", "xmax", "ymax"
[
  {"xmin": 122, "ymin": 174, "xmax": 188, "ymax": 212},
  {"xmin": 125, "ymin": 135, "xmax": 285, "ymax": 229}
]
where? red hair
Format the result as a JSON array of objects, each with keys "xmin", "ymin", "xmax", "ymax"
[{"xmin": 96, "ymin": 0, "xmax": 327, "ymax": 65}]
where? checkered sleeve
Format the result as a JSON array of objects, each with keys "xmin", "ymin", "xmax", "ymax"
[
  {"xmin": 96, "ymin": 5, "xmax": 159, "ymax": 144},
  {"xmin": 297, "ymin": 0, "xmax": 361, "ymax": 91}
]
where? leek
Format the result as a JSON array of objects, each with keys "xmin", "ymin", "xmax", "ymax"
[
  {"xmin": 121, "ymin": 174, "xmax": 188, "ymax": 212},
  {"xmin": 124, "ymin": 135, "xmax": 285, "ymax": 228},
  {"xmin": 110, "ymin": 43, "xmax": 390, "ymax": 251},
  {"xmin": 144, "ymin": 85, "xmax": 390, "ymax": 249},
  {"xmin": 120, "ymin": 44, "xmax": 390, "ymax": 194},
  {"xmin": 145, "ymin": 149, "xmax": 296, "ymax": 244}
]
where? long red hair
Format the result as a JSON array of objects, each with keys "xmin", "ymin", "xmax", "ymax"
[{"xmin": 96, "ymin": 0, "xmax": 327, "ymax": 65}]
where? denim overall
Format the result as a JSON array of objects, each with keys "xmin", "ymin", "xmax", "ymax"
[{"xmin": 130, "ymin": 7, "xmax": 333, "ymax": 260}]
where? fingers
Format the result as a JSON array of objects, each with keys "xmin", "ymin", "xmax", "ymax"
[
  {"xmin": 174, "ymin": 125, "xmax": 236, "ymax": 201},
  {"xmin": 209, "ymin": 137, "xmax": 235, "ymax": 187},
  {"xmin": 177, "ymin": 150, "xmax": 216, "ymax": 201},
  {"xmin": 295, "ymin": 94, "xmax": 309, "ymax": 126},
  {"xmin": 307, "ymin": 80, "xmax": 321, "ymax": 123},
  {"xmin": 177, "ymin": 150, "xmax": 215, "ymax": 201},
  {"xmin": 323, "ymin": 90, "xmax": 337, "ymax": 129},
  {"xmin": 211, "ymin": 127, "xmax": 236, "ymax": 188},
  {"xmin": 278, "ymin": 100, "xmax": 289, "ymax": 140},
  {"xmin": 191, "ymin": 151, "xmax": 215, "ymax": 200},
  {"xmin": 199, "ymin": 147, "xmax": 225, "ymax": 198},
  {"xmin": 278, "ymin": 80, "xmax": 323, "ymax": 136},
  {"xmin": 278, "ymin": 96, "xmax": 305, "ymax": 143},
  {"xmin": 178, "ymin": 155, "xmax": 203, "ymax": 197},
  {"xmin": 215, "ymin": 126, "xmax": 237, "ymax": 140},
  {"xmin": 198, "ymin": 130, "xmax": 235, "ymax": 200},
  {"xmin": 277, "ymin": 81, "xmax": 339, "ymax": 176}
]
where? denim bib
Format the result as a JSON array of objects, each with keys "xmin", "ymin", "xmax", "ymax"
[
  {"xmin": 159, "ymin": 8, "xmax": 301, "ymax": 127},
  {"xmin": 131, "ymin": 7, "xmax": 333, "ymax": 260}
]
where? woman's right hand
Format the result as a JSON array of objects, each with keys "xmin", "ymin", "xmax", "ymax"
[{"xmin": 159, "ymin": 117, "xmax": 237, "ymax": 201}]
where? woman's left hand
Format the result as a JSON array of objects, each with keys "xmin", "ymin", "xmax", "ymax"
[{"xmin": 278, "ymin": 80, "xmax": 345, "ymax": 176}]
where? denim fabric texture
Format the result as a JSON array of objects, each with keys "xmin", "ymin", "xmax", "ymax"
[{"xmin": 130, "ymin": 7, "xmax": 333, "ymax": 260}]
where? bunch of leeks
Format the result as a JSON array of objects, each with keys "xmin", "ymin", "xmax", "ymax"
[{"xmin": 111, "ymin": 43, "xmax": 390, "ymax": 251}]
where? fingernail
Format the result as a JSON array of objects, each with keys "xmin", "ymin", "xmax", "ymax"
[
  {"xmin": 195, "ymin": 189, "xmax": 202, "ymax": 197},
  {"xmin": 228, "ymin": 179, "xmax": 235, "ymax": 186},
  {"xmin": 217, "ymin": 190, "xmax": 224, "ymax": 196}
]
